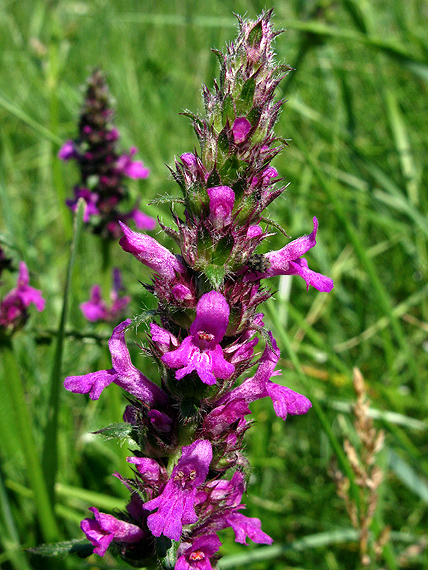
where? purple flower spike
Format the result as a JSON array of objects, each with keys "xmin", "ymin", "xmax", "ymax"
[
  {"xmin": 144, "ymin": 439, "xmax": 213, "ymax": 541},
  {"xmin": 176, "ymin": 535, "xmax": 221, "ymax": 570},
  {"xmin": 119, "ymin": 222, "xmax": 186, "ymax": 280},
  {"xmin": 232, "ymin": 117, "xmax": 252, "ymax": 144},
  {"xmin": 161, "ymin": 291, "xmax": 235, "ymax": 385},
  {"xmin": 81, "ymin": 507, "xmax": 145, "ymax": 557},
  {"xmin": 261, "ymin": 218, "xmax": 334, "ymax": 292},
  {"xmin": 207, "ymin": 186, "xmax": 235, "ymax": 229},
  {"xmin": 64, "ymin": 319, "xmax": 168, "ymax": 405}
]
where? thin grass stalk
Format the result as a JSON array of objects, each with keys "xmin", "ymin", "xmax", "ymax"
[
  {"xmin": 41, "ymin": 198, "xmax": 85, "ymax": 503},
  {"xmin": 0, "ymin": 465, "xmax": 33, "ymax": 570},
  {"xmin": 2, "ymin": 342, "xmax": 59, "ymax": 542}
]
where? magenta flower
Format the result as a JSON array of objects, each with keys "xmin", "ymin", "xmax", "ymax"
[
  {"xmin": 250, "ymin": 217, "xmax": 334, "ymax": 292},
  {"xmin": 80, "ymin": 507, "xmax": 145, "ymax": 557},
  {"xmin": 221, "ymin": 333, "xmax": 311, "ymax": 420},
  {"xmin": 58, "ymin": 140, "xmax": 77, "ymax": 160},
  {"xmin": 207, "ymin": 186, "xmax": 235, "ymax": 229},
  {"xmin": 64, "ymin": 319, "xmax": 168, "ymax": 405},
  {"xmin": 115, "ymin": 146, "xmax": 150, "ymax": 179},
  {"xmin": 176, "ymin": 535, "xmax": 221, "ymax": 570},
  {"xmin": 194, "ymin": 471, "xmax": 272, "ymax": 545},
  {"xmin": 161, "ymin": 291, "xmax": 235, "ymax": 385},
  {"xmin": 224, "ymin": 512, "xmax": 273, "ymax": 545},
  {"xmin": 80, "ymin": 268, "xmax": 130, "ymax": 322},
  {"xmin": 144, "ymin": 439, "xmax": 213, "ymax": 541},
  {"xmin": 119, "ymin": 221, "xmax": 186, "ymax": 281},
  {"xmin": 0, "ymin": 262, "xmax": 45, "ymax": 331},
  {"xmin": 203, "ymin": 400, "xmax": 251, "ymax": 437},
  {"xmin": 232, "ymin": 117, "xmax": 252, "ymax": 144}
]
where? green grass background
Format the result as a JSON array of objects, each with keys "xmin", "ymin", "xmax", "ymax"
[{"xmin": 1, "ymin": 0, "xmax": 427, "ymax": 568}]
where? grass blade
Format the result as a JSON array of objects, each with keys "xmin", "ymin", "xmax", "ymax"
[
  {"xmin": 2, "ymin": 342, "xmax": 59, "ymax": 542},
  {"xmin": 41, "ymin": 198, "xmax": 85, "ymax": 502}
]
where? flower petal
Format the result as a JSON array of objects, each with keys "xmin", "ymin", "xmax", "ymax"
[
  {"xmin": 190, "ymin": 291, "xmax": 230, "ymax": 343},
  {"xmin": 232, "ymin": 117, "xmax": 252, "ymax": 144},
  {"xmin": 64, "ymin": 369, "xmax": 117, "ymax": 400},
  {"xmin": 119, "ymin": 222, "xmax": 185, "ymax": 280},
  {"xmin": 265, "ymin": 382, "xmax": 312, "ymax": 420}
]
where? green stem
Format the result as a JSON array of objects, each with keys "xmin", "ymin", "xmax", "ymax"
[{"xmin": 42, "ymin": 199, "xmax": 85, "ymax": 503}]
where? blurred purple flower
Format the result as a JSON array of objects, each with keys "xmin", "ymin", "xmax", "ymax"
[
  {"xmin": 0, "ymin": 262, "xmax": 45, "ymax": 331},
  {"xmin": 59, "ymin": 69, "xmax": 155, "ymax": 239},
  {"xmin": 80, "ymin": 268, "xmax": 130, "ymax": 323}
]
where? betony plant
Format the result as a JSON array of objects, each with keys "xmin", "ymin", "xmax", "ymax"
[
  {"xmin": 59, "ymin": 68, "xmax": 155, "ymax": 240},
  {"xmin": 64, "ymin": 11, "xmax": 333, "ymax": 569}
]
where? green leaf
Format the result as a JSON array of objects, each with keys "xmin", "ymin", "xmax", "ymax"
[
  {"xmin": 247, "ymin": 20, "xmax": 263, "ymax": 47},
  {"xmin": 204, "ymin": 264, "xmax": 226, "ymax": 288},
  {"xmin": 93, "ymin": 422, "xmax": 134, "ymax": 442},
  {"xmin": 239, "ymin": 76, "xmax": 256, "ymax": 108},
  {"xmin": 388, "ymin": 448, "xmax": 428, "ymax": 503},
  {"xmin": 28, "ymin": 539, "xmax": 93, "ymax": 558}
]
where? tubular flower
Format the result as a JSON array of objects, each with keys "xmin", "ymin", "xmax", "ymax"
[
  {"xmin": 64, "ymin": 12, "xmax": 333, "ymax": 568},
  {"xmin": 144, "ymin": 440, "xmax": 213, "ymax": 541},
  {"xmin": 81, "ymin": 507, "xmax": 145, "ymax": 557},
  {"xmin": 248, "ymin": 217, "xmax": 334, "ymax": 292},
  {"xmin": 161, "ymin": 291, "xmax": 235, "ymax": 385},
  {"xmin": 64, "ymin": 319, "xmax": 168, "ymax": 406}
]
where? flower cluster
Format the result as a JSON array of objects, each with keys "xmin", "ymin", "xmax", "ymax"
[
  {"xmin": 0, "ymin": 254, "xmax": 45, "ymax": 335},
  {"xmin": 65, "ymin": 12, "xmax": 333, "ymax": 569},
  {"xmin": 80, "ymin": 268, "xmax": 130, "ymax": 323},
  {"xmin": 59, "ymin": 68, "xmax": 155, "ymax": 239}
]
